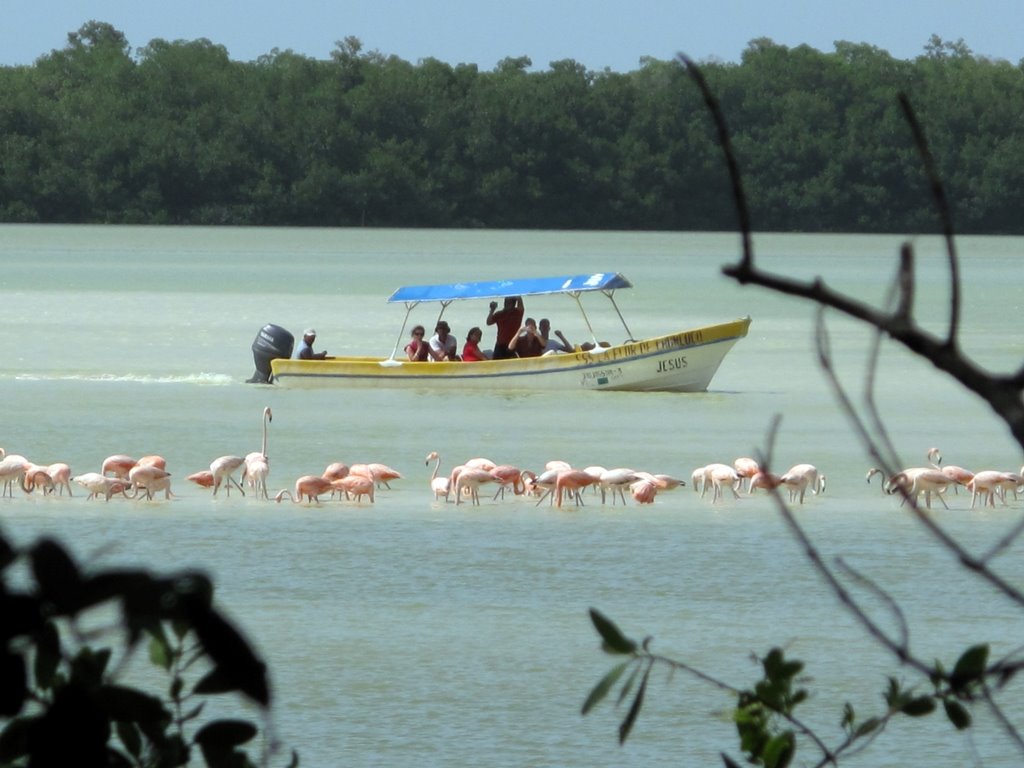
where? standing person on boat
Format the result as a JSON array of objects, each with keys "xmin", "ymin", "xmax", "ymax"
[
  {"xmin": 295, "ymin": 329, "xmax": 328, "ymax": 360},
  {"xmin": 487, "ymin": 296, "xmax": 524, "ymax": 359},
  {"xmin": 508, "ymin": 318, "xmax": 545, "ymax": 358},
  {"xmin": 539, "ymin": 318, "xmax": 574, "ymax": 354},
  {"xmin": 461, "ymin": 327, "xmax": 488, "ymax": 362},
  {"xmin": 427, "ymin": 321, "xmax": 459, "ymax": 361},
  {"xmin": 404, "ymin": 325, "xmax": 429, "ymax": 361}
]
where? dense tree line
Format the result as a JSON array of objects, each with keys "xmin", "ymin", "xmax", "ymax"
[{"xmin": 0, "ymin": 21, "xmax": 1022, "ymax": 232}]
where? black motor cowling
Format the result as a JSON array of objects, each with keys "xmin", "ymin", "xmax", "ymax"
[{"xmin": 248, "ymin": 324, "xmax": 294, "ymax": 384}]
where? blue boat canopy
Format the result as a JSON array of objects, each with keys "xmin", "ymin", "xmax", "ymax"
[{"xmin": 387, "ymin": 272, "xmax": 632, "ymax": 304}]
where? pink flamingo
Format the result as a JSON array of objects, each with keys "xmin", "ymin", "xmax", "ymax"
[
  {"xmin": 46, "ymin": 463, "xmax": 73, "ymax": 496},
  {"xmin": 187, "ymin": 470, "xmax": 215, "ymax": 489},
  {"xmin": 599, "ymin": 468, "xmax": 641, "ymax": 505},
  {"xmin": 733, "ymin": 457, "xmax": 761, "ymax": 491},
  {"xmin": 630, "ymin": 480, "xmax": 658, "ymax": 504},
  {"xmin": 0, "ymin": 455, "xmax": 28, "ymax": 497},
  {"xmin": 128, "ymin": 465, "xmax": 174, "ymax": 500},
  {"xmin": 455, "ymin": 467, "xmax": 496, "ymax": 506},
  {"xmin": 490, "ymin": 464, "xmax": 525, "ymax": 499},
  {"xmin": 102, "ymin": 455, "xmax": 136, "ymax": 479},
  {"xmin": 332, "ymin": 474, "xmax": 375, "ymax": 503},
  {"xmin": 465, "ymin": 457, "xmax": 497, "ymax": 471},
  {"xmin": 867, "ymin": 466, "xmax": 952, "ymax": 509},
  {"xmin": 554, "ymin": 469, "xmax": 600, "ymax": 508},
  {"xmin": 747, "ymin": 470, "xmax": 783, "ymax": 495},
  {"xmin": 275, "ymin": 475, "xmax": 335, "ymax": 504},
  {"xmin": 136, "ymin": 455, "xmax": 167, "ymax": 470}
]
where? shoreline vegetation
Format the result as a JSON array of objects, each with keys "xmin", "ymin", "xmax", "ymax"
[{"xmin": 1, "ymin": 22, "xmax": 1021, "ymax": 233}]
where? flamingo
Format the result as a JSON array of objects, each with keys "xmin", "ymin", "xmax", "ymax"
[
  {"xmin": 72, "ymin": 472, "xmax": 129, "ymax": 501},
  {"xmin": 136, "ymin": 455, "xmax": 167, "ymax": 470},
  {"xmin": 528, "ymin": 467, "xmax": 562, "ymax": 505},
  {"xmin": 464, "ymin": 457, "xmax": 497, "ymax": 471},
  {"xmin": 128, "ymin": 465, "xmax": 174, "ymax": 500},
  {"xmin": 630, "ymin": 479, "xmax": 658, "ymax": 504},
  {"xmin": 187, "ymin": 470, "xmax": 216, "ymax": 488},
  {"xmin": 694, "ymin": 464, "xmax": 742, "ymax": 503},
  {"xmin": 243, "ymin": 406, "xmax": 272, "ymax": 499},
  {"xmin": 490, "ymin": 464, "xmax": 526, "ymax": 499},
  {"xmin": 210, "ymin": 455, "xmax": 246, "ymax": 497},
  {"xmin": 747, "ymin": 470, "xmax": 783, "ymax": 495},
  {"xmin": 867, "ymin": 467, "xmax": 952, "ymax": 509},
  {"xmin": 733, "ymin": 457, "xmax": 761, "ymax": 492},
  {"xmin": 322, "ymin": 462, "xmax": 350, "ymax": 482},
  {"xmin": 102, "ymin": 455, "xmax": 137, "ymax": 479},
  {"xmin": 927, "ymin": 448, "xmax": 974, "ymax": 494},
  {"xmin": 966, "ymin": 470, "xmax": 1020, "ymax": 509},
  {"xmin": 331, "ymin": 474, "xmax": 375, "ymax": 503},
  {"xmin": 367, "ymin": 463, "xmax": 402, "ymax": 489},
  {"xmin": 454, "ymin": 467, "xmax": 496, "ymax": 506},
  {"xmin": 780, "ymin": 464, "xmax": 826, "ymax": 504},
  {"xmin": 0, "ymin": 455, "xmax": 28, "ymax": 497},
  {"xmin": 274, "ymin": 476, "xmax": 334, "ymax": 504},
  {"xmin": 46, "ymin": 463, "xmax": 73, "ymax": 496},
  {"xmin": 599, "ymin": 468, "xmax": 641, "ymax": 505},
  {"xmin": 22, "ymin": 468, "xmax": 55, "ymax": 495},
  {"xmin": 555, "ymin": 469, "xmax": 600, "ymax": 508},
  {"xmin": 425, "ymin": 452, "xmax": 451, "ymax": 502}
]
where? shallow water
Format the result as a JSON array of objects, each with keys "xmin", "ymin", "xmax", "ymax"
[{"xmin": 1, "ymin": 226, "xmax": 1023, "ymax": 766}]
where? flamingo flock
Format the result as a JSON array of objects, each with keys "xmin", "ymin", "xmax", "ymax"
[{"xmin": 3, "ymin": 429, "xmax": 1023, "ymax": 513}]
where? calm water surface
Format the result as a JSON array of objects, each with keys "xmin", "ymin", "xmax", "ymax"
[{"xmin": 1, "ymin": 226, "xmax": 1023, "ymax": 766}]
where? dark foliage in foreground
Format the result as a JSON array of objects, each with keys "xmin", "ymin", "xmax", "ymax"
[{"xmin": 0, "ymin": 531, "xmax": 296, "ymax": 767}]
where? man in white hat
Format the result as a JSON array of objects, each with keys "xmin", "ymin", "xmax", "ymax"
[{"xmin": 295, "ymin": 328, "xmax": 328, "ymax": 360}]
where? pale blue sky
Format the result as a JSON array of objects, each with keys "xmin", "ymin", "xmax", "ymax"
[{"xmin": 3, "ymin": 0, "xmax": 1021, "ymax": 70}]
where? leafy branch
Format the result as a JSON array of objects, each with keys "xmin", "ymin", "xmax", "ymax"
[{"xmin": 582, "ymin": 56, "xmax": 1024, "ymax": 766}]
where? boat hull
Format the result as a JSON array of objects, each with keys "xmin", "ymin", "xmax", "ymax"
[{"xmin": 269, "ymin": 317, "xmax": 750, "ymax": 392}]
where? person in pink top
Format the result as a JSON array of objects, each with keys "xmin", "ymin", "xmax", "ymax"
[{"xmin": 461, "ymin": 327, "xmax": 488, "ymax": 362}]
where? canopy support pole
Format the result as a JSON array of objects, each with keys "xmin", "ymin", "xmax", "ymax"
[
  {"xmin": 385, "ymin": 301, "xmax": 420, "ymax": 364},
  {"xmin": 604, "ymin": 290, "xmax": 635, "ymax": 342}
]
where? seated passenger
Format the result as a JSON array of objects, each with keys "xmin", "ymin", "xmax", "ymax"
[
  {"xmin": 462, "ymin": 327, "xmax": 488, "ymax": 362},
  {"xmin": 508, "ymin": 318, "xmax": 545, "ymax": 358},
  {"xmin": 427, "ymin": 321, "xmax": 459, "ymax": 361},
  {"xmin": 404, "ymin": 325, "xmax": 428, "ymax": 361},
  {"xmin": 539, "ymin": 318, "xmax": 574, "ymax": 354}
]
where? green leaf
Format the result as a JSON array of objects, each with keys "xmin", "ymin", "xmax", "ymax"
[
  {"xmin": 950, "ymin": 644, "xmax": 988, "ymax": 691},
  {"xmin": 855, "ymin": 717, "xmax": 881, "ymax": 737},
  {"xmin": 901, "ymin": 696, "xmax": 936, "ymax": 717},
  {"xmin": 762, "ymin": 731, "xmax": 795, "ymax": 768},
  {"xmin": 943, "ymin": 699, "xmax": 972, "ymax": 730},
  {"xmin": 588, "ymin": 608, "xmax": 637, "ymax": 655},
  {"xmin": 582, "ymin": 661, "xmax": 630, "ymax": 715},
  {"xmin": 148, "ymin": 628, "xmax": 173, "ymax": 672},
  {"xmin": 618, "ymin": 664, "xmax": 650, "ymax": 744}
]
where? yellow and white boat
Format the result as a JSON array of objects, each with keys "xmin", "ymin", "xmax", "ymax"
[{"xmin": 257, "ymin": 273, "xmax": 751, "ymax": 392}]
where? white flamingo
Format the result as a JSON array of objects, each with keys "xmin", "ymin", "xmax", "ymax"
[
  {"xmin": 425, "ymin": 451, "xmax": 451, "ymax": 502},
  {"xmin": 243, "ymin": 406, "xmax": 272, "ymax": 499},
  {"xmin": 210, "ymin": 455, "xmax": 246, "ymax": 497}
]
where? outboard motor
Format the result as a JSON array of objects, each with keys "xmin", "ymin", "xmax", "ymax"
[{"xmin": 248, "ymin": 324, "xmax": 294, "ymax": 384}]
